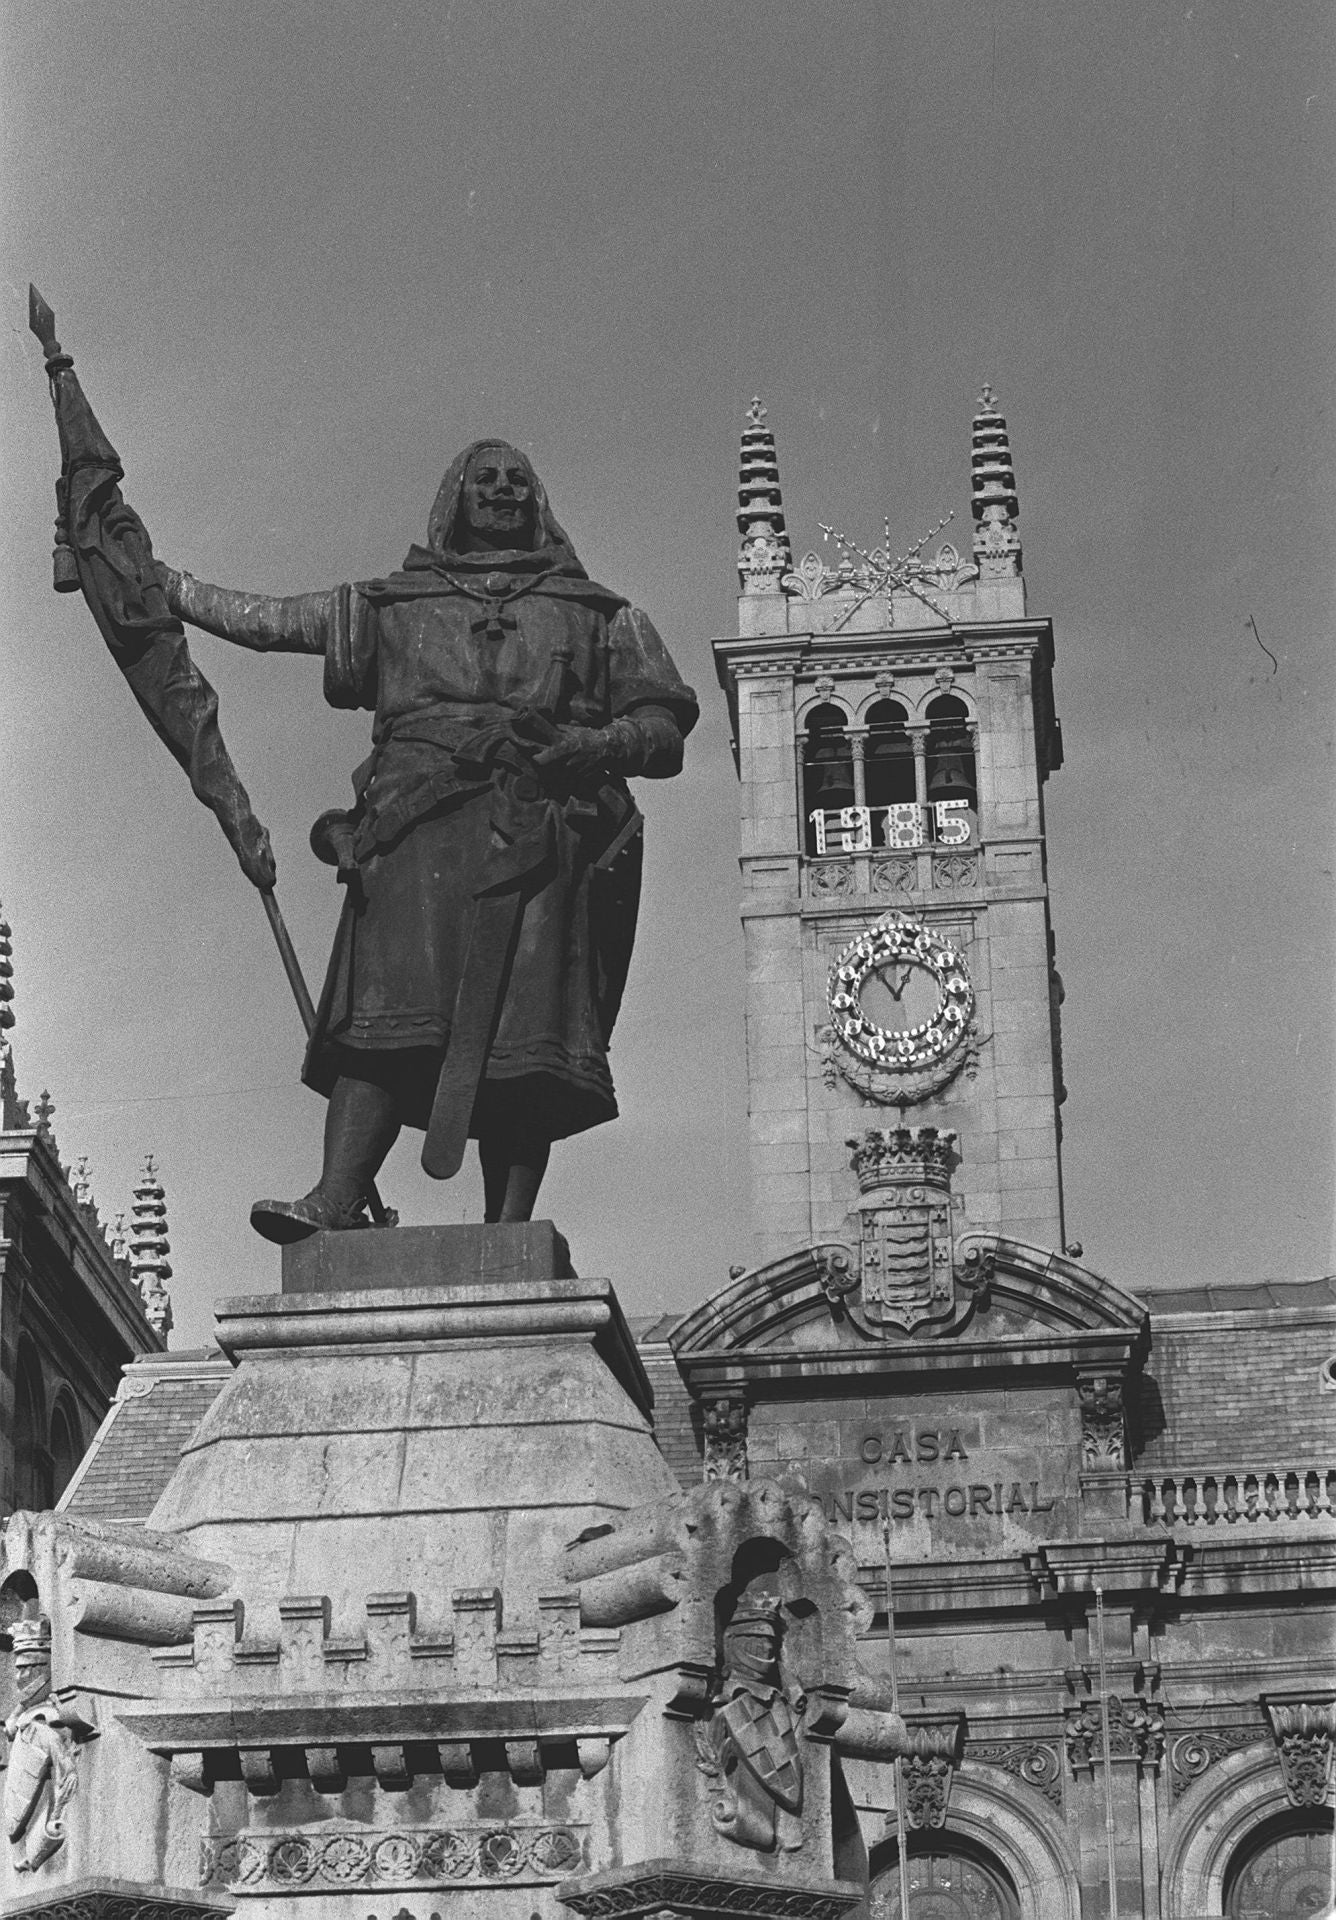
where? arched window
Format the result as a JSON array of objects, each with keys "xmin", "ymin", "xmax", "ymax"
[
  {"xmin": 1224, "ymin": 1808, "xmax": 1335, "ymax": 1918},
  {"xmin": 12, "ymin": 1343, "xmax": 51, "ymax": 1511},
  {"xmin": 925, "ymin": 694, "xmax": 978, "ymax": 814},
  {"xmin": 802, "ymin": 704, "xmax": 855, "ymax": 853},
  {"xmin": 869, "ymin": 1838, "xmax": 1020, "ymax": 1920},
  {"xmin": 863, "ymin": 700, "xmax": 916, "ymax": 811},
  {"xmin": 49, "ymin": 1394, "xmax": 82, "ymax": 1504}
]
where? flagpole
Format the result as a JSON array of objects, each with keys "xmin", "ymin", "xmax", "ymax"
[
  {"xmin": 883, "ymin": 1518, "xmax": 913, "ymax": 1920},
  {"xmin": 258, "ymin": 892, "xmax": 392, "ymax": 1229},
  {"xmin": 29, "ymin": 285, "xmax": 393, "ymax": 1231}
]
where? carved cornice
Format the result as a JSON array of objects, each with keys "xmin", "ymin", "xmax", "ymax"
[
  {"xmin": 0, "ymin": 1880, "xmax": 233, "ymax": 1920},
  {"xmin": 557, "ymin": 1858, "xmax": 863, "ymax": 1919}
]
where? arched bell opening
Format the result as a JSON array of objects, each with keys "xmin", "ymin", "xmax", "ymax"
[
  {"xmin": 925, "ymin": 694, "xmax": 978, "ymax": 846},
  {"xmin": 802, "ymin": 703, "xmax": 856, "ymax": 853},
  {"xmin": 868, "ymin": 1832, "xmax": 1021, "ymax": 1920},
  {"xmin": 863, "ymin": 700, "xmax": 916, "ymax": 811}
]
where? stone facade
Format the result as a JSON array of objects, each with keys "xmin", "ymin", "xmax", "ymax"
[
  {"xmin": 0, "ymin": 906, "xmax": 165, "ymax": 1517},
  {"xmin": 0, "ymin": 396, "xmax": 1330, "ymax": 1920}
]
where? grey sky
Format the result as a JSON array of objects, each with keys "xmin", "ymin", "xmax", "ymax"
[{"xmin": 2, "ymin": 1, "xmax": 1332, "ymax": 1346}]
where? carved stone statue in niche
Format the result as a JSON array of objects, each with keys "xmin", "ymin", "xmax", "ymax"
[
  {"xmin": 694, "ymin": 1574, "xmax": 805, "ymax": 1853},
  {"xmin": 2, "ymin": 1612, "xmax": 96, "ymax": 1872}
]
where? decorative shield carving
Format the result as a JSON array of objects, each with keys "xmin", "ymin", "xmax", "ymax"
[
  {"xmin": 849, "ymin": 1127, "xmax": 958, "ymax": 1335},
  {"xmin": 719, "ymin": 1688, "xmax": 802, "ymax": 1815}
]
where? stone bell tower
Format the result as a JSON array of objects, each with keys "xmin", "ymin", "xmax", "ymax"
[{"xmin": 715, "ymin": 391, "xmax": 1067, "ymax": 1274}]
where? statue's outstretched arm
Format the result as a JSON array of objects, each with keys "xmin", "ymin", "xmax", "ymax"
[{"xmin": 159, "ymin": 567, "xmax": 335, "ymax": 655}]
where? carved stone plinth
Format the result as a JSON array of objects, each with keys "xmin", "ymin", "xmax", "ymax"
[
  {"xmin": 282, "ymin": 1217, "xmax": 573, "ymax": 1294},
  {"xmin": 558, "ymin": 1858, "xmax": 863, "ymax": 1919}
]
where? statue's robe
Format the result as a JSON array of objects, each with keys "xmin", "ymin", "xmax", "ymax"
[{"xmin": 164, "ymin": 472, "xmax": 696, "ymax": 1144}]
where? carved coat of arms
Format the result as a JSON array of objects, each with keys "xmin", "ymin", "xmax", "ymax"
[{"xmin": 850, "ymin": 1126, "xmax": 959, "ymax": 1336}]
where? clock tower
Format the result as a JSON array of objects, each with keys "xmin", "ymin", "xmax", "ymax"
[{"xmin": 715, "ymin": 391, "xmax": 1067, "ymax": 1291}]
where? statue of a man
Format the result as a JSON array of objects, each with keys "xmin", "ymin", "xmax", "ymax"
[{"xmin": 159, "ymin": 441, "xmax": 697, "ymax": 1241}]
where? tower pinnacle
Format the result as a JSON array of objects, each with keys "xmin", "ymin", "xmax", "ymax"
[
  {"xmin": 129, "ymin": 1154, "xmax": 174, "ymax": 1338},
  {"xmin": 737, "ymin": 397, "xmax": 792, "ymax": 594},
  {"xmin": 970, "ymin": 384, "xmax": 1022, "ymax": 578},
  {"xmin": 0, "ymin": 904, "xmax": 31, "ymax": 1130}
]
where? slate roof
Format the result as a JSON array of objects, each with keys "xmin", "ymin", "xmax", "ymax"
[{"xmin": 59, "ymin": 1349, "xmax": 232, "ymax": 1525}]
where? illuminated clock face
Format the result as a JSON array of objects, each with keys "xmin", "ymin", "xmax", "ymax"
[{"xmin": 826, "ymin": 914, "xmax": 975, "ymax": 1097}]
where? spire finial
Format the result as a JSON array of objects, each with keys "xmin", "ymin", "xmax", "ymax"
[
  {"xmin": 970, "ymin": 383, "xmax": 1022, "ymax": 579},
  {"xmin": 737, "ymin": 395, "xmax": 791, "ymax": 595},
  {"xmin": 0, "ymin": 905, "xmax": 31, "ymax": 1131},
  {"xmin": 129, "ymin": 1153, "xmax": 174, "ymax": 1339}
]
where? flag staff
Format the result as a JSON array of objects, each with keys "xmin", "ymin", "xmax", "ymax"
[{"xmin": 28, "ymin": 285, "xmax": 392, "ymax": 1227}]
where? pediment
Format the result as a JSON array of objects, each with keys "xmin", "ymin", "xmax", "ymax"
[{"xmin": 669, "ymin": 1234, "xmax": 1149, "ymax": 1364}]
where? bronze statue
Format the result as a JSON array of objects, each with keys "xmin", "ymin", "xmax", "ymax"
[{"xmin": 29, "ymin": 294, "xmax": 697, "ymax": 1241}]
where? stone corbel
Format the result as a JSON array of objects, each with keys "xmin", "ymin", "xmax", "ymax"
[
  {"xmin": 702, "ymin": 1392, "xmax": 749, "ymax": 1484},
  {"xmin": 900, "ymin": 1712, "xmax": 966, "ymax": 1830},
  {"xmin": 1075, "ymin": 1367, "xmax": 1128, "ymax": 1470},
  {"xmin": 1263, "ymin": 1694, "xmax": 1336, "ymax": 1807}
]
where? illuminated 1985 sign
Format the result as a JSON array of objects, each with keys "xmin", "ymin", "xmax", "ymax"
[{"xmin": 811, "ymin": 800, "xmax": 971, "ymax": 855}]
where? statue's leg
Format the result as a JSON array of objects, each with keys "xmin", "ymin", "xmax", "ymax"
[
  {"xmin": 251, "ymin": 1070, "xmax": 401, "ymax": 1243},
  {"xmin": 478, "ymin": 1123, "xmax": 551, "ymax": 1224}
]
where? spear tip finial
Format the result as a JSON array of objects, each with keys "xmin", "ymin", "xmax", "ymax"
[
  {"xmin": 28, "ymin": 283, "xmax": 54, "ymax": 342},
  {"xmin": 28, "ymin": 285, "xmax": 70, "ymax": 373}
]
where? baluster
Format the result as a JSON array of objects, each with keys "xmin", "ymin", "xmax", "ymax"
[
  {"xmin": 1263, "ymin": 1473, "xmax": 1280, "ymax": 1521},
  {"xmin": 1183, "ymin": 1476, "xmax": 1199, "ymax": 1525},
  {"xmin": 1284, "ymin": 1472, "xmax": 1300, "ymax": 1520},
  {"xmin": 1202, "ymin": 1475, "xmax": 1219, "ymax": 1525},
  {"xmin": 1244, "ymin": 1473, "xmax": 1260, "ymax": 1522},
  {"xmin": 1223, "ymin": 1473, "xmax": 1239, "ymax": 1524}
]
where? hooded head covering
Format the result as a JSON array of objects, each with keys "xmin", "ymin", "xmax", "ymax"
[
  {"xmin": 400, "ymin": 440, "xmax": 586, "ymax": 580},
  {"xmin": 362, "ymin": 440, "xmax": 626, "ymax": 614}
]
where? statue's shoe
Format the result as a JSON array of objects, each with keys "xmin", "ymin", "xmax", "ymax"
[{"xmin": 249, "ymin": 1191, "xmax": 369, "ymax": 1244}]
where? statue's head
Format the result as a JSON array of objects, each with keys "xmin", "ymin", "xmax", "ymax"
[
  {"xmin": 422, "ymin": 438, "xmax": 579, "ymax": 569},
  {"xmin": 457, "ymin": 441, "xmax": 537, "ymax": 552}
]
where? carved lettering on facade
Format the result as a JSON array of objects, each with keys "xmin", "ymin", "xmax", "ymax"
[{"xmin": 821, "ymin": 1479, "xmax": 1056, "ymax": 1529}]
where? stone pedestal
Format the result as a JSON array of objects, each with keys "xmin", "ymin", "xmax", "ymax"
[{"xmin": 147, "ymin": 1223, "xmax": 678, "ymax": 1629}]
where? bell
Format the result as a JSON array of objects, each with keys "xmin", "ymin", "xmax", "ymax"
[{"xmin": 928, "ymin": 755, "xmax": 974, "ymax": 803}]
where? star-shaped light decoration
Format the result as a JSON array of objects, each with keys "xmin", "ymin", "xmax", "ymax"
[{"xmin": 817, "ymin": 507, "xmax": 958, "ymax": 630}]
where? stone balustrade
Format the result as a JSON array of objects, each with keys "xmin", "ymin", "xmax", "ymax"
[{"xmin": 1140, "ymin": 1466, "xmax": 1336, "ymax": 1527}]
